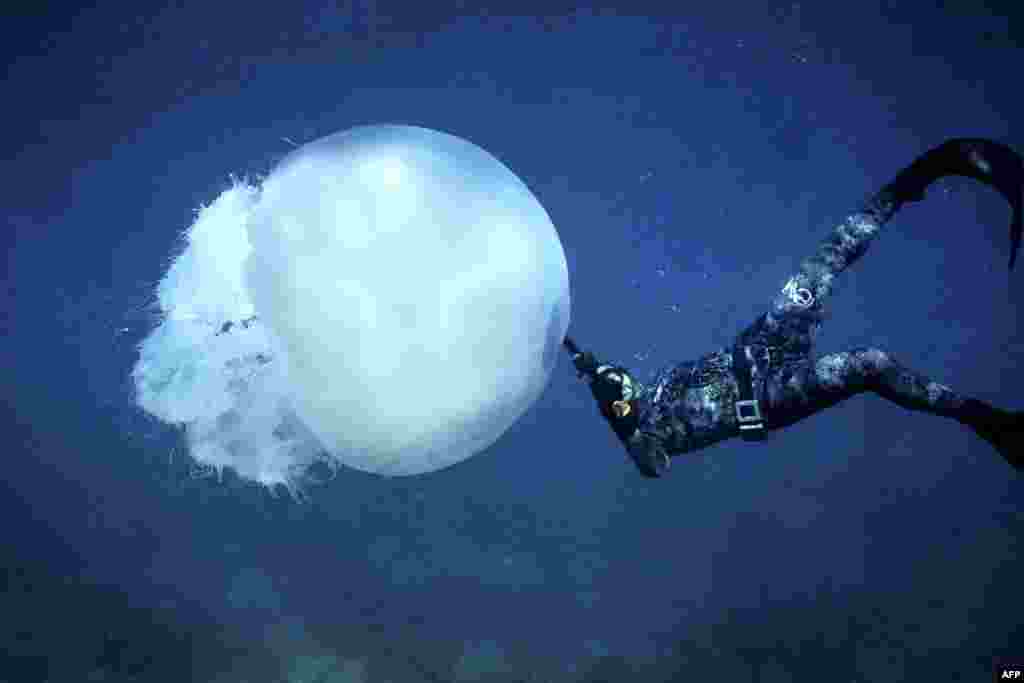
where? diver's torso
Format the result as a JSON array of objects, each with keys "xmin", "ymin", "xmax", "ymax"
[{"xmin": 642, "ymin": 349, "xmax": 741, "ymax": 453}]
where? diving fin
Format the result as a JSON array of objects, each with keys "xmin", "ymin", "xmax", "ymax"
[
  {"xmin": 883, "ymin": 138, "xmax": 1024, "ymax": 269},
  {"xmin": 959, "ymin": 399, "xmax": 1024, "ymax": 471}
]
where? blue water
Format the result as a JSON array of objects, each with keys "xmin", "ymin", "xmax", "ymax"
[{"xmin": 2, "ymin": 3, "xmax": 1021, "ymax": 681}]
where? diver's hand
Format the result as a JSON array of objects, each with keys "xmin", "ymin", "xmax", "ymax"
[
  {"xmin": 573, "ymin": 351, "xmax": 600, "ymax": 379},
  {"xmin": 564, "ymin": 336, "xmax": 601, "ymax": 379}
]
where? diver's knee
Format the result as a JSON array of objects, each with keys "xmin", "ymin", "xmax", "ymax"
[
  {"xmin": 852, "ymin": 347, "xmax": 895, "ymax": 375},
  {"xmin": 815, "ymin": 348, "xmax": 893, "ymax": 389},
  {"xmin": 814, "ymin": 352, "xmax": 855, "ymax": 388}
]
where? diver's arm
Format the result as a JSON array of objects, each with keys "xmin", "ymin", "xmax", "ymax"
[
  {"xmin": 622, "ymin": 427, "xmax": 672, "ymax": 478},
  {"xmin": 565, "ymin": 338, "xmax": 671, "ymax": 477}
]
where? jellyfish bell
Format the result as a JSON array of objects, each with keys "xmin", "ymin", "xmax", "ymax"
[{"xmin": 132, "ymin": 125, "xmax": 570, "ymax": 488}]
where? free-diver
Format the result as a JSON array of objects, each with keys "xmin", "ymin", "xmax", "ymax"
[{"xmin": 566, "ymin": 138, "xmax": 1024, "ymax": 477}]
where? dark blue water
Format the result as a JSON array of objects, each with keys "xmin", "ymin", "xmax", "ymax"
[{"xmin": 3, "ymin": 3, "xmax": 1021, "ymax": 681}]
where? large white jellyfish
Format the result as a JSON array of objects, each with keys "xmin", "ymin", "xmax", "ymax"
[{"xmin": 132, "ymin": 125, "xmax": 570, "ymax": 487}]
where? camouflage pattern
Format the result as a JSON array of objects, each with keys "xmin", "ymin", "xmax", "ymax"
[{"xmin": 621, "ymin": 191, "xmax": 972, "ymax": 476}]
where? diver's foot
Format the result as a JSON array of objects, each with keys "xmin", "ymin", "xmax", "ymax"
[{"xmin": 960, "ymin": 399, "xmax": 1024, "ymax": 471}]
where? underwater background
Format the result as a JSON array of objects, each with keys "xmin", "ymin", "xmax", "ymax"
[{"xmin": 2, "ymin": 1, "xmax": 1022, "ymax": 681}]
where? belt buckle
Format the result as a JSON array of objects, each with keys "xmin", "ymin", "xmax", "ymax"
[{"xmin": 735, "ymin": 399, "xmax": 766, "ymax": 440}]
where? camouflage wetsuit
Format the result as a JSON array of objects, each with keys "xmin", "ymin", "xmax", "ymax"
[{"xmin": 571, "ymin": 138, "xmax": 1024, "ymax": 477}]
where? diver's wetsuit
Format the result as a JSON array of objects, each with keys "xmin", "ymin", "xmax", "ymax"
[{"xmin": 571, "ymin": 138, "xmax": 1024, "ymax": 477}]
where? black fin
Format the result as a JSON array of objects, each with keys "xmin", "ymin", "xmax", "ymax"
[
  {"xmin": 885, "ymin": 138, "xmax": 1024, "ymax": 269},
  {"xmin": 961, "ymin": 399, "xmax": 1024, "ymax": 471}
]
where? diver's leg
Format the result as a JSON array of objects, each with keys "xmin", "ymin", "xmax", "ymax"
[
  {"xmin": 732, "ymin": 197, "xmax": 903, "ymax": 443},
  {"xmin": 734, "ymin": 192, "xmax": 900, "ymax": 358},
  {"xmin": 777, "ymin": 138, "xmax": 1024, "ymax": 314},
  {"xmin": 750, "ymin": 196, "xmax": 898, "ymax": 353},
  {"xmin": 751, "ymin": 138, "xmax": 1024, "ymax": 350},
  {"xmin": 763, "ymin": 348, "xmax": 1023, "ymax": 470},
  {"xmin": 813, "ymin": 348, "xmax": 967, "ymax": 417},
  {"xmin": 771, "ymin": 196, "xmax": 896, "ymax": 318}
]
